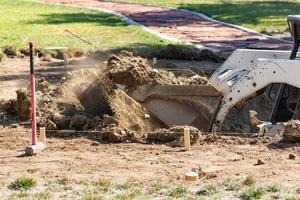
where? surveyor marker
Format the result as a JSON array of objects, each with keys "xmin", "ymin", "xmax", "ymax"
[
  {"xmin": 25, "ymin": 42, "xmax": 46, "ymax": 156},
  {"xmin": 29, "ymin": 42, "xmax": 37, "ymax": 145}
]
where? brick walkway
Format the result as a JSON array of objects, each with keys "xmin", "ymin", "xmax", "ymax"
[{"xmin": 39, "ymin": 0, "xmax": 291, "ymax": 56}]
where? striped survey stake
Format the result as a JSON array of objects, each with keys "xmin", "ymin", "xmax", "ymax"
[{"xmin": 29, "ymin": 42, "xmax": 37, "ymax": 145}]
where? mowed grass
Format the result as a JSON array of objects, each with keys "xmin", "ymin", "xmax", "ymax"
[
  {"xmin": 0, "ymin": 0, "xmax": 167, "ymax": 51},
  {"xmin": 2, "ymin": 176, "xmax": 299, "ymax": 200},
  {"xmin": 113, "ymin": 0, "xmax": 300, "ymax": 36}
]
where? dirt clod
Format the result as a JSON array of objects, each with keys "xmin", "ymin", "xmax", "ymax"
[
  {"xmin": 2, "ymin": 45, "xmax": 17, "ymax": 57},
  {"xmin": 15, "ymin": 89, "xmax": 31, "ymax": 120},
  {"xmin": 102, "ymin": 125, "xmax": 143, "ymax": 143},
  {"xmin": 288, "ymin": 154, "xmax": 296, "ymax": 160},
  {"xmin": 205, "ymin": 133, "xmax": 219, "ymax": 143},
  {"xmin": 106, "ymin": 50, "xmax": 207, "ymax": 92},
  {"xmin": 147, "ymin": 126, "xmax": 201, "ymax": 146},
  {"xmin": 282, "ymin": 120, "xmax": 300, "ymax": 142},
  {"xmin": 256, "ymin": 159, "xmax": 265, "ymax": 165}
]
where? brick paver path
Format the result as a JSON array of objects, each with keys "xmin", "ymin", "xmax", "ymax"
[{"xmin": 39, "ymin": 0, "xmax": 292, "ymax": 56}]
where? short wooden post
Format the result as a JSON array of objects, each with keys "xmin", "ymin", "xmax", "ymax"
[
  {"xmin": 184, "ymin": 127, "xmax": 190, "ymax": 151},
  {"xmin": 63, "ymin": 53, "xmax": 68, "ymax": 65},
  {"xmin": 39, "ymin": 127, "xmax": 47, "ymax": 145}
]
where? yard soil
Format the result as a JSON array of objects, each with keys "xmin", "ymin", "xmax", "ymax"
[
  {"xmin": 0, "ymin": 55, "xmax": 299, "ymax": 190},
  {"xmin": 0, "ymin": 127, "xmax": 300, "ymax": 188},
  {"xmin": 0, "ymin": 52, "xmax": 271, "ymax": 134},
  {"xmin": 39, "ymin": 0, "xmax": 292, "ymax": 56}
]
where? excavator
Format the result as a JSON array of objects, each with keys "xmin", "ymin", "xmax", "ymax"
[{"xmin": 129, "ymin": 15, "xmax": 300, "ymax": 133}]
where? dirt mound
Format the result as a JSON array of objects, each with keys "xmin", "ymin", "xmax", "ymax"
[
  {"xmin": 202, "ymin": 133, "xmax": 274, "ymax": 145},
  {"xmin": 15, "ymin": 89, "xmax": 31, "ymax": 120},
  {"xmin": 3, "ymin": 51, "xmax": 257, "ymax": 143},
  {"xmin": 282, "ymin": 120, "xmax": 300, "ymax": 142},
  {"xmin": 2, "ymin": 45, "xmax": 17, "ymax": 57},
  {"xmin": 5, "ymin": 62, "xmax": 164, "ymax": 136},
  {"xmin": 106, "ymin": 51, "xmax": 207, "ymax": 91},
  {"xmin": 157, "ymin": 44, "xmax": 222, "ymax": 62},
  {"xmin": 147, "ymin": 126, "xmax": 201, "ymax": 146},
  {"xmin": 107, "ymin": 88, "xmax": 163, "ymax": 134},
  {"xmin": 101, "ymin": 124, "xmax": 144, "ymax": 143},
  {"xmin": 36, "ymin": 71, "xmax": 113, "ymax": 131}
]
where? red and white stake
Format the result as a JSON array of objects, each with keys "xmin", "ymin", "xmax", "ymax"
[{"xmin": 29, "ymin": 42, "xmax": 37, "ymax": 145}]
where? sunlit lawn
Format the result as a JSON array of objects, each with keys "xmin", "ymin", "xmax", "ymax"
[{"xmin": 0, "ymin": 0, "xmax": 167, "ymax": 52}]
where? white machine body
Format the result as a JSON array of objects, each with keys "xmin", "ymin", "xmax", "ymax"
[{"xmin": 208, "ymin": 49, "xmax": 300, "ymax": 131}]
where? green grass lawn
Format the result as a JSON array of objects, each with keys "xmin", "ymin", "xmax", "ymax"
[
  {"xmin": 0, "ymin": 0, "xmax": 167, "ymax": 52},
  {"xmin": 113, "ymin": 0, "xmax": 300, "ymax": 37}
]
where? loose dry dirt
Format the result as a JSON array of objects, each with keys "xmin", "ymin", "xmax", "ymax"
[
  {"xmin": 0, "ymin": 54, "xmax": 299, "ymax": 199},
  {"xmin": 0, "ymin": 126, "xmax": 299, "ymax": 189}
]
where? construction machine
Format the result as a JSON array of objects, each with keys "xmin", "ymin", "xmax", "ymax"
[{"xmin": 130, "ymin": 15, "xmax": 300, "ymax": 132}]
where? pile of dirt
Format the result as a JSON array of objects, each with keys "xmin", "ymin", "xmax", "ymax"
[
  {"xmin": 2, "ymin": 45, "xmax": 18, "ymax": 57},
  {"xmin": 15, "ymin": 89, "xmax": 31, "ymax": 120},
  {"xmin": 35, "ymin": 71, "xmax": 113, "ymax": 131},
  {"xmin": 202, "ymin": 133, "xmax": 275, "ymax": 145},
  {"xmin": 106, "ymin": 88, "xmax": 163, "ymax": 135},
  {"xmin": 147, "ymin": 126, "xmax": 201, "ymax": 146},
  {"xmin": 106, "ymin": 51, "xmax": 207, "ymax": 91},
  {"xmin": 0, "ymin": 99, "xmax": 15, "ymax": 113},
  {"xmin": 156, "ymin": 44, "xmax": 222, "ymax": 62},
  {"xmin": 282, "ymin": 120, "xmax": 300, "ymax": 142},
  {"xmin": 3, "ymin": 50, "xmax": 262, "ymax": 143},
  {"xmin": 101, "ymin": 123, "xmax": 144, "ymax": 143},
  {"xmin": 5, "ymin": 51, "xmax": 205, "ymax": 137}
]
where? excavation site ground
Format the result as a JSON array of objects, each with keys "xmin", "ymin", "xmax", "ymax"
[{"xmin": 0, "ymin": 0, "xmax": 300, "ymax": 200}]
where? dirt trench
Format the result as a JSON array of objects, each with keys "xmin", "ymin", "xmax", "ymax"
[{"xmin": 0, "ymin": 50, "xmax": 287, "ymax": 143}]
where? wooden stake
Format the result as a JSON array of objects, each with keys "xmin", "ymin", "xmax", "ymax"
[
  {"xmin": 184, "ymin": 127, "xmax": 190, "ymax": 151},
  {"xmin": 39, "ymin": 127, "xmax": 47, "ymax": 145}
]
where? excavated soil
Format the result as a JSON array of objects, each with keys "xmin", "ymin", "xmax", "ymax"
[
  {"xmin": 106, "ymin": 51, "xmax": 208, "ymax": 91},
  {"xmin": 0, "ymin": 51, "xmax": 210, "ymax": 143},
  {"xmin": 0, "ymin": 51, "xmax": 288, "ymax": 143},
  {"xmin": 281, "ymin": 120, "xmax": 300, "ymax": 142},
  {"xmin": 1, "ymin": 54, "xmax": 300, "ymax": 199}
]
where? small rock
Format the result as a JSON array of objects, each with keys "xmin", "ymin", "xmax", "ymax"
[
  {"xmin": 288, "ymin": 153, "xmax": 296, "ymax": 160},
  {"xmin": 91, "ymin": 142, "xmax": 100, "ymax": 146},
  {"xmin": 205, "ymin": 133, "xmax": 218, "ymax": 143},
  {"xmin": 11, "ymin": 124, "xmax": 18, "ymax": 128},
  {"xmin": 256, "ymin": 159, "xmax": 265, "ymax": 165},
  {"xmin": 143, "ymin": 114, "xmax": 150, "ymax": 119},
  {"xmin": 250, "ymin": 138, "xmax": 259, "ymax": 145},
  {"xmin": 237, "ymin": 137, "xmax": 246, "ymax": 145}
]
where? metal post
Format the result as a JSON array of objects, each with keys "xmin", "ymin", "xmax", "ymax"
[{"xmin": 29, "ymin": 42, "xmax": 37, "ymax": 145}]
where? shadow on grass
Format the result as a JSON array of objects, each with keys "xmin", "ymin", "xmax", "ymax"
[{"xmin": 26, "ymin": 12, "xmax": 128, "ymax": 27}]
